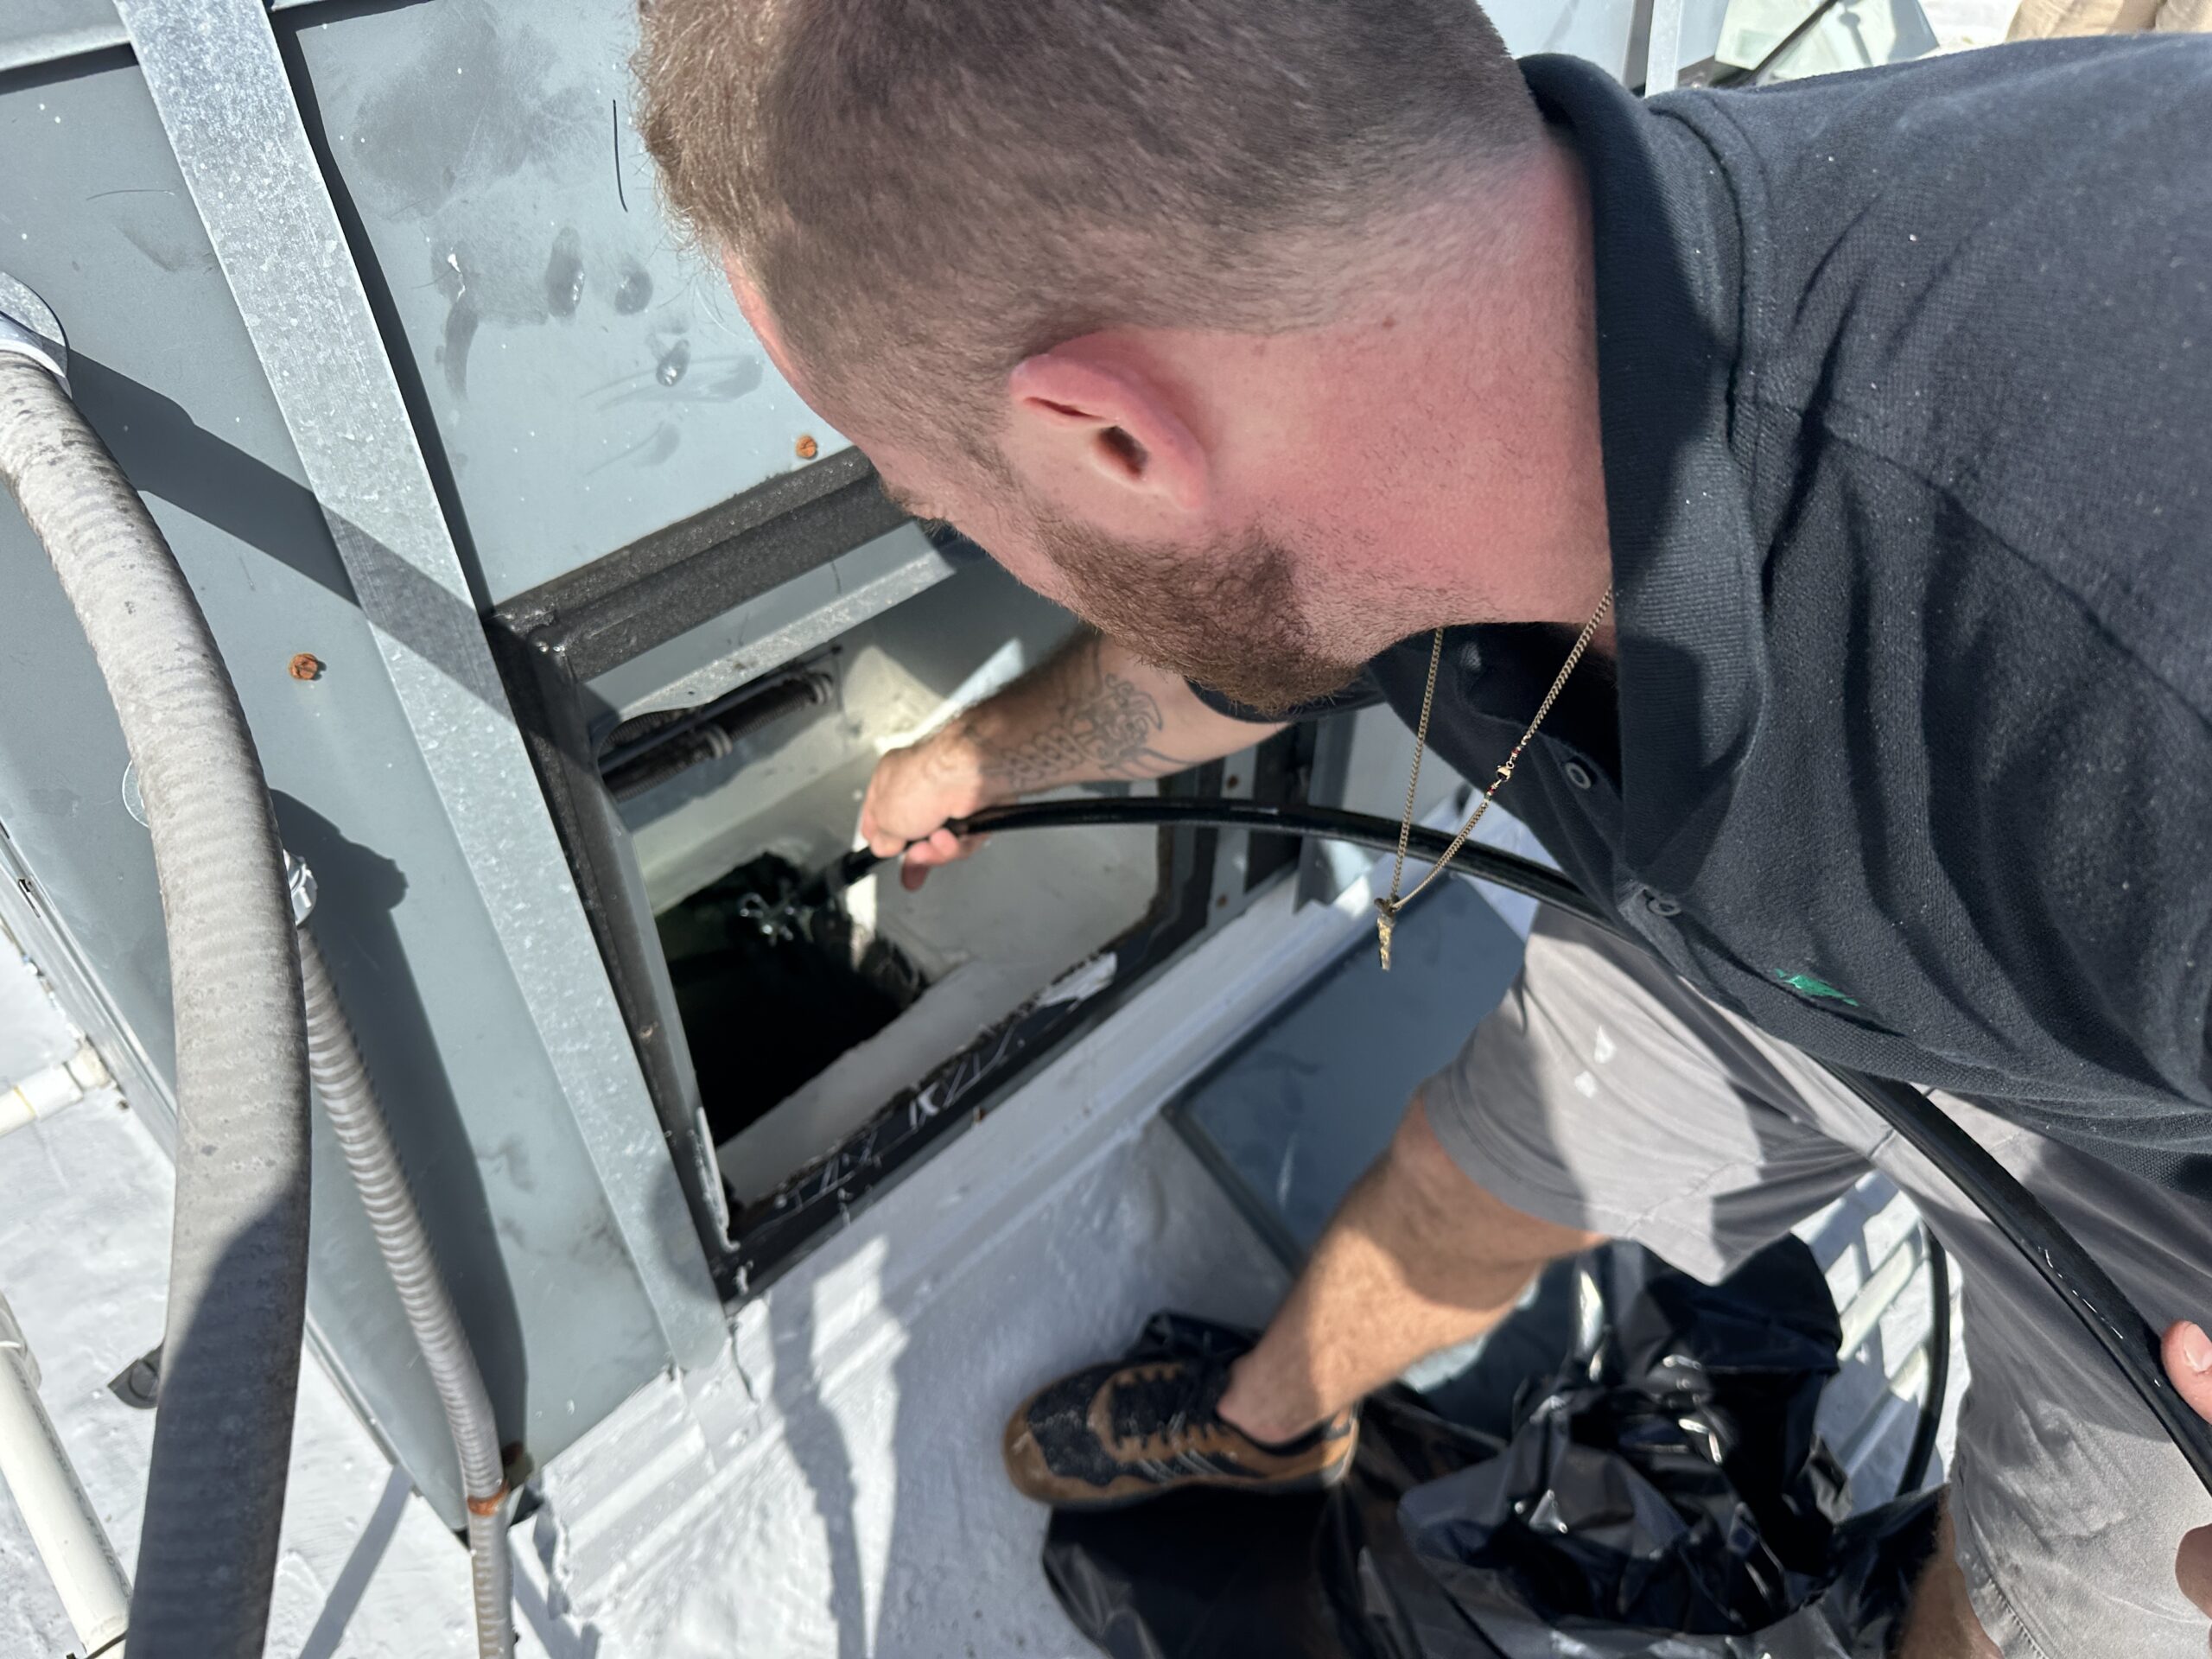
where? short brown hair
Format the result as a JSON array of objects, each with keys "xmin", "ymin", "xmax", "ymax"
[{"xmin": 636, "ymin": 0, "xmax": 1542, "ymax": 442}]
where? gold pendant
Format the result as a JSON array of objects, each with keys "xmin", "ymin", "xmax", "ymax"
[{"xmin": 1375, "ymin": 899, "xmax": 1396, "ymax": 971}]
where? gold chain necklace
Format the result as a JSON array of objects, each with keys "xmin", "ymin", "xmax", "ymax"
[{"xmin": 1376, "ymin": 590, "xmax": 1612, "ymax": 969}]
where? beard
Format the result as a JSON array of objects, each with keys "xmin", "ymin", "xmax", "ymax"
[{"xmin": 1030, "ymin": 514, "xmax": 1371, "ymax": 716}]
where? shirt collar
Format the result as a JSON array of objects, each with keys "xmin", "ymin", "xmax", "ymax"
[{"xmin": 1516, "ymin": 54, "xmax": 1767, "ymax": 887}]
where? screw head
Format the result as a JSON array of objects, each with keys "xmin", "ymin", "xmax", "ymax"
[
  {"xmin": 795, "ymin": 433, "xmax": 819, "ymax": 460},
  {"xmin": 288, "ymin": 652, "xmax": 324, "ymax": 682}
]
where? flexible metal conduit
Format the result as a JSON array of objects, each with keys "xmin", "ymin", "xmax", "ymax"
[
  {"xmin": 0, "ymin": 348, "xmax": 311, "ymax": 1655},
  {"xmin": 297, "ymin": 925, "xmax": 512, "ymax": 1659}
]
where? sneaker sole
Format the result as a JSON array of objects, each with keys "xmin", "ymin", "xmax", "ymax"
[{"xmin": 1002, "ymin": 1405, "xmax": 1358, "ymax": 1511}]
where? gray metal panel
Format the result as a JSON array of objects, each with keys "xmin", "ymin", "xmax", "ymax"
[
  {"xmin": 0, "ymin": 47, "xmax": 708, "ymax": 1522},
  {"xmin": 0, "ymin": 1, "xmax": 124, "ymax": 75},
  {"xmin": 1174, "ymin": 881, "xmax": 1524, "ymax": 1253},
  {"xmin": 284, "ymin": 0, "xmax": 848, "ymax": 603},
  {"xmin": 0, "ymin": 592, "xmax": 174, "ymax": 1139},
  {"xmin": 114, "ymin": 0, "xmax": 723, "ymax": 1346},
  {"xmin": 0, "ymin": 0, "xmax": 333, "ymax": 75}
]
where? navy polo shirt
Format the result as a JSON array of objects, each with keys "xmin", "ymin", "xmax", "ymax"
[{"xmin": 1204, "ymin": 41, "xmax": 2212, "ymax": 1191}]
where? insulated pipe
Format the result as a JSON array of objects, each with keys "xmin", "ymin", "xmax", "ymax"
[
  {"xmin": 0, "ymin": 1293, "xmax": 131, "ymax": 1657},
  {"xmin": 296, "ymin": 925, "xmax": 512, "ymax": 1659},
  {"xmin": 0, "ymin": 344, "xmax": 311, "ymax": 1657},
  {"xmin": 601, "ymin": 670, "xmax": 833, "ymax": 803}
]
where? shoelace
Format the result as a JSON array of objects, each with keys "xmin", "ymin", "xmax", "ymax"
[{"xmin": 1109, "ymin": 1362, "xmax": 1230, "ymax": 1456}]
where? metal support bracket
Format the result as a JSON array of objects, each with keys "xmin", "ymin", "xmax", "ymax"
[
  {"xmin": 1644, "ymin": 0, "xmax": 1688, "ymax": 92},
  {"xmin": 111, "ymin": 0, "xmax": 724, "ymax": 1366}
]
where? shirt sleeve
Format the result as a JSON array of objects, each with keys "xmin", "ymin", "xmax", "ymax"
[{"xmin": 1188, "ymin": 670, "xmax": 1388, "ymax": 726}]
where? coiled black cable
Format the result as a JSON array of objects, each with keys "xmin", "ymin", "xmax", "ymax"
[{"xmin": 822, "ymin": 794, "xmax": 2212, "ymax": 1497}]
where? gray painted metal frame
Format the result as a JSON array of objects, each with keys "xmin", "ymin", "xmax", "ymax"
[
  {"xmin": 1644, "ymin": 0, "xmax": 1691, "ymax": 91},
  {"xmin": 110, "ymin": 0, "xmax": 722, "ymax": 1372},
  {"xmin": 0, "ymin": 9, "xmax": 748, "ymax": 1529}
]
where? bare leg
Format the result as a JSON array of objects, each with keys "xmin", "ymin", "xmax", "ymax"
[
  {"xmin": 1217, "ymin": 1093, "xmax": 1606, "ymax": 1443},
  {"xmin": 1895, "ymin": 1502, "xmax": 2002, "ymax": 1659},
  {"xmin": 1215, "ymin": 1101, "xmax": 2002, "ymax": 1658}
]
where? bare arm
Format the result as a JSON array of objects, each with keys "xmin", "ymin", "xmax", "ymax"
[
  {"xmin": 860, "ymin": 630, "xmax": 1286, "ymax": 885},
  {"xmin": 957, "ymin": 630, "xmax": 1281, "ymax": 793}
]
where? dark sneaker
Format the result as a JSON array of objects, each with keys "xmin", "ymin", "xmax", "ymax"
[{"xmin": 1001, "ymin": 1353, "xmax": 1357, "ymax": 1510}]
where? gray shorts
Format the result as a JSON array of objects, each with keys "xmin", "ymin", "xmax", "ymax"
[{"xmin": 1422, "ymin": 907, "xmax": 2209, "ymax": 1659}]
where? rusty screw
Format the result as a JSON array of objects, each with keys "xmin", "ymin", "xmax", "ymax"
[
  {"xmin": 288, "ymin": 652, "xmax": 324, "ymax": 682},
  {"xmin": 794, "ymin": 433, "xmax": 819, "ymax": 461}
]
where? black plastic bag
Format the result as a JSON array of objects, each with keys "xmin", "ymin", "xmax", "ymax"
[{"xmin": 1042, "ymin": 1238, "xmax": 1939, "ymax": 1659}]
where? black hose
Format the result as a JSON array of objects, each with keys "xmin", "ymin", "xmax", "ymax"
[
  {"xmin": 1898, "ymin": 1230, "xmax": 1951, "ymax": 1497},
  {"xmin": 1836, "ymin": 1068, "xmax": 2212, "ymax": 1496},
  {"xmin": 811, "ymin": 797, "xmax": 1610, "ymax": 925},
  {"xmin": 829, "ymin": 794, "xmax": 2212, "ymax": 1497}
]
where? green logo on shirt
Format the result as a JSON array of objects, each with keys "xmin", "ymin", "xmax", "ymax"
[{"xmin": 1775, "ymin": 970, "xmax": 1859, "ymax": 1007}]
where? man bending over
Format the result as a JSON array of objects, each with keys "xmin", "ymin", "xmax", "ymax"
[{"xmin": 635, "ymin": 6, "xmax": 2212, "ymax": 1653}]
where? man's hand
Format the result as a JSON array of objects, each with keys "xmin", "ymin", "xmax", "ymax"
[
  {"xmin": 855, "ymin": 630, "xmax": 1286, "ymax": 891},
  {"xmin": 859, "ymin": 728, "xmax": 992, "ymax": 892},
  {"xmin": 2160, "ymin": 1320, "xmax": 2212, "ymax": 1629}
]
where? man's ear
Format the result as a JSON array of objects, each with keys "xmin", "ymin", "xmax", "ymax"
[{"xmin": 1004, "ymin": 344, "xmax": 1211, "ymax": 518}]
